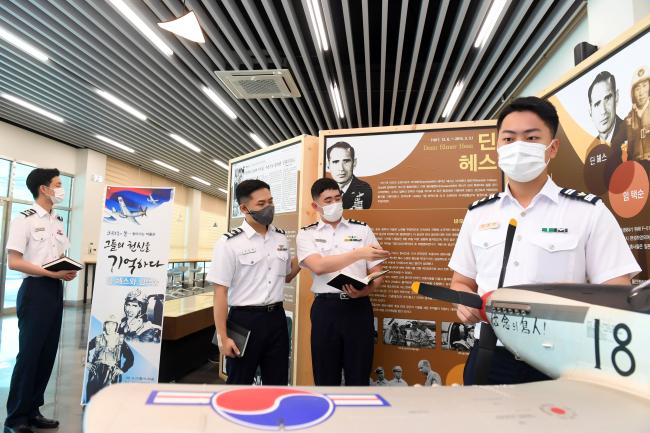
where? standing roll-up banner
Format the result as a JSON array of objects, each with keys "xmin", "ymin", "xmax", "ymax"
[
  {"xmin": 541, "ymin": 16, "xmax": 650, "ymax": 282},
  {"xmin": 81, "ymin": 186, "xmax": 175, "ymax": 404},
  {"xmin": 295, "ymin": 121, "xmax": 500, "ymax": 386}
]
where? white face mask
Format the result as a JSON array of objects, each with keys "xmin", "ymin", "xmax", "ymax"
[
  {"xmin": 48, "ymin": 187, "xmax": 65, "ymax": 204},
  {"xmin": 319, "ymin": 201, "xmax": 343, "ymax": 222},
  {"xmin": 497, "ymin": 141, "xmax": 552, "ymax": 183}
]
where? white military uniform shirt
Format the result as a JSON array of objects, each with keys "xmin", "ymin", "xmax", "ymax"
[
  {"xmin": 449, "ymin": 177, "xmax": 641, "ymax": 338},
  {"xmin": 6, "ymin": 203, "xmax": 70, "ymax": 277},
  {"xmin": 207, "ymin": 220, "xmax": 291, "ymax": 306},
  {"xmin": 296, "ymin": 218, "xmax": 383, "ymax": 294}
]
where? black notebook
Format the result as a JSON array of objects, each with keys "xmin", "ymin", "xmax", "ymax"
[
  {"xmin": 42, "ymin": 256, "xmax": 83, "ymax": 272},
  {"xmin": 327, "ymin": 269, "xmax": 390, "ymax": 291},
  {"xmin": 227, "ymin": 320, "xmax": 251, "ymax": 358}
]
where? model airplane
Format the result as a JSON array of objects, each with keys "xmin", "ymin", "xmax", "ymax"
[{"xmin": 146, "ymin": 194, "xmax": 159, "ymax": 204}]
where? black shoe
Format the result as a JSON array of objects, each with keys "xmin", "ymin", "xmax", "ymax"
[
  {"xmin": 4, "ymin": 424, "xmax": 35, "ymax": 433},
  {"xmin": 28, "ymin": 415, "xmax": 59, "ymax": 429}
]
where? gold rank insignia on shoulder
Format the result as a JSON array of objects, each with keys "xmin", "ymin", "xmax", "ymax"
[
  {"xmin": 20, "ymin": 209, "xmax": 37, "ymax": 217},
  {"xmin": 224, "ymin": 228, "xmax": 243, "ymax": 239},
  {"xmin": 541, "ymin": 227, "xmax": 568, "ymax": 233},
  {"xmin": 468, "ymin": 193, "xmax": 502, "ymax": 210},
  {"xmin": 348, "ymin": 219, "xmax": 367, "ymax": 226},
  {"xmin": 301, "ymin": 222, "xmax": 318, "ymax": 230},
  {"xmin": 479, "ymin": 222, "xmax": 500, "ymax": 231},
  {"xmin": 274, "ymin": 227, "xmax": 286, "ymax": 235},
  {"xmin": 559, "ymin": 188, "xmax": 601, "ymax": 205}
]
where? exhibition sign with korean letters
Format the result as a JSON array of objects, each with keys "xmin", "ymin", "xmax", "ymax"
[{"xmin": 81, "ymin": 186, "xmax": 175, "ymax": 404}]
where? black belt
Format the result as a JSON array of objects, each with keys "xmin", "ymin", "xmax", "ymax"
[
  {"xmin": 230, "ymin": 302, "xmax": 283, "ymax": 312},
  {"xmin": 315, "ymin": 292, "xmax": 351, "ymax": 300}
]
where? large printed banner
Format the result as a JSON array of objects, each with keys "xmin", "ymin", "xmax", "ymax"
[
  {"xmin": 545, "ymin": 29, "xmax": 649, "ymax": 282},
  {"xmin": 323, "ymin": 124, "xmax": 500, "ymax": 387},
  {"xmin": 81, "ymin": 186, "xmax": 175, "ymax": 404}
]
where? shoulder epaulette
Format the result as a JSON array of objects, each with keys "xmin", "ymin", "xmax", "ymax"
[
  {"xmin": 274, "ymin": 227, "xmax": 286, "ymax": 235},
  {"xmin": 468, "ymin": 193, "xmax": 501, "ymax": 210},
  {"xmin": 224, "ymin": 228, "xmax": 243, "ymax": 239},
  {"xmin": 559, "ymin": 188, "xmax": 601, "ymax": 205},
  {"xmin": 56, "ymin": 215, "xmax": 63, "ymax": 222},
  {"xmin": 20, "ymin": 209, "xmax": 37, "ymax": 217},
  {"xmin": 301, "ymin": 222, "xmax": 318, "ymax": 230},
  {"xmin": 349, "ymin": 219, "xmax": 367, "ymax": 226}
]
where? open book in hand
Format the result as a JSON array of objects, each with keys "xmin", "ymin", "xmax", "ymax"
[
  {"xmin": 42, "ymin": 256, "xmax": 83, "ymax": 272},
  {"xmin": 227, "ymin": 320, "xmax": 251, "ymax": 358},
  {"xmin": 327, "ymin": 269, "xmax": 389, "ymax": 291}
]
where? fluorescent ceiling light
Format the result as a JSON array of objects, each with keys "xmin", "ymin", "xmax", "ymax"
[
  {"xmin": 305, "ymin": 0, "xmax": 328, "ymax": 51},
  {"xmin": 474, "ymin": 0, "xmax": 507, "ymax": 48},
  {"xmin": 191, "ymin": 176, "xmax": 211, "ymax": 186},
  {"xmin": 249, "ymin": 132, "xmax": 267, "ymax": 149},
  {"xmin": 153, "ymin": 159, "xmax": 179, "ymax": 172},
  {"xmin": 96, "ymin": 89, "xmax": 147, "ymax": 121},
  {"xmin": 0, "ymin": 25, "xmax": 49, "ymax": 62},
  {"xmin": 329, "ymin": 83, "xmax": 344, "ymax": 119},
  {"xmin": 218, "ymin": 187, "xmax": 227, "ymax": 194},
  {"xmin": 213, "ymin": 159, "xmax": 229, "ymax": 170},
  {"xmin": 202, "ymin": 86, "xmax": 237, "ymax": 120},
  {"xmin": 1, "ymin": 93, "xmax": 64, "ymax": 122},
  {"xmin": 442, "ymin": 82, "xmax": 464, "ymax": 119},
  {"xmin": 96, "ymin": 134, "xmax": 135, "ymax": 153},
  {"xmin": 170, "ymin": 133, "xmax": 200, "ymax": 153},
  {"xmin": 108, "ymin": 0, "xmax": 174, "ymax": 56},
  {"xmin": 158, "ymin": 11, "xmax": 205, "ymax": 44}
]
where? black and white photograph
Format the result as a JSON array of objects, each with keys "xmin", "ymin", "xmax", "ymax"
[
  {"xmin": 441, "ymin": 322, "xmax": 475, "ymax": 352},
  {"xmin": 118, "ymin": 290, "xmax": 164, "ymax": 343},
  {"xmin": 325, "ymin": 141, "xmax": 373, "ymax": 209},
  {"xmin": 382, "ymin": 318, "xmax": 436, "ymax": 349}
]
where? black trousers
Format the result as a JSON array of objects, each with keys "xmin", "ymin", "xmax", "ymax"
[
  {"xmin": 463, "ymin": 339, "xmax": 550, "ymax": 385},
  {"xmin": 5, "ymin": 277, "xmax": 63, "ymax": 427},
  {"xmin": 225, "ymin": 307, "xmax": 289, "ymax": 385},
  {"xmin": 311, "ymin": 296, "xmax": 374, "ymax": 386}
]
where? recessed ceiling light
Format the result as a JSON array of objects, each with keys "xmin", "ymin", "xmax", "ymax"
[
  {"xmin": 96, "ymin": 89, "xmax": 147, "ymax": 121},
  {"xmin": 213, "ymin": 159, "xmax": 229, "ymax": 170},
  {"xmin": 191, "ymin": 176, "xmax": 211, "ymax": 186},
  {"xmin": 170, "ymin": 133, "xmax": 200, "ymax": 153},
  {"xmin": 249, "ymin": 132, "xmax": 267, "ymax": 149},
  {"xmin": 474, "ymin": 0, "xmax": 507, "ymax": 49},
  {"xmin": 96, "ymin": 134, "xmax": 135, "ymax": 153},
  {"xmin": 158, "ymin": 11, "xmax": 205, "ymax": 44},
  {"xmin": 442, "ymin": 82, "xmax": 464, "ymax": 119},
  {"xmin": 329, "ymin": 82, "xmax": 344, "ymax": 119},
  {"xmin": 202, "ymin": 86, "xmax": 237, "ymax": 120},
  {"xmin": 107, "ymin": 0, "xmax": 174, "ymax": 56},
  {"xmin": 153, "ymin": 159, "xmax": 179, "ymax": 172},
  {"xmin": 1, "ymin": 93, "xmax": 64, "ymax": 122},
  {"xmin": 218, "ymin": 187, "xmax": 227, "ymax": 194},
  {"xmin": 0, "ymin": 25, "xmax": 49, "ymax": 62}
]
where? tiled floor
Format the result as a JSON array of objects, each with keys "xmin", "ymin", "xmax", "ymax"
[{"xmin": 0, "ymin": 305, "xmax": 223, "ymax": 433}]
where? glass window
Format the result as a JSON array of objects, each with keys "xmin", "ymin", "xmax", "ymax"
[
  {"xmin": 3, "ymin": 203, "xmax": 31, "ymax": 309},
  {"xmin": 12, "ymin": 162, "xmax": 37, "ymax": 202},
  {"xmin": 0, "ymin": 159, "xmax": 10, "ymax": 198}
]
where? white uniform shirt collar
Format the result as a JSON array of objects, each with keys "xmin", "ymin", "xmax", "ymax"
[
  {"xmin": 33, "ymin": 202, "xmax": 54, "ymax": 218},
  {"xmin": 500, "ymin": 176, "xmax": 561, "ymax": 208},
  {"xmin": 241, "ymin": 219, "xmax": 279, "ymax": 239},
  {"xmin": 316, "ymin": 217, "xmax": 349, "ymax": 230}
]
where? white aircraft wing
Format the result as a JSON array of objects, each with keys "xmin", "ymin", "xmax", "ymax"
[{"xmin": 84, "ymin": 380, "xmax": 649, "ymax": 433}]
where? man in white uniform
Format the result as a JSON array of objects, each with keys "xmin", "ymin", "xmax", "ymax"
[
  {"xmin": 4, "ymin": 168, "xmax": 77, "ymax": 433},
  {"xmin": 448, "ymin": 96, "xmax": 641, "ymax": 385},
  {"xmin": 208, "ymin": 179, "xmax": 300, "ymax": 385},
  {"xmin": 296, "ymin": 178, "xmax": 388, "ymax": 385}
]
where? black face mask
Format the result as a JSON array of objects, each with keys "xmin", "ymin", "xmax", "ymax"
[{"xmin": 246, "ymin": 205, "xmax": 275, "ymax": 226}]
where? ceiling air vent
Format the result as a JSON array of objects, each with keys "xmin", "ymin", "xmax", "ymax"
[{"xmin": 214, "ymin": 69, "xmax": 301, "ymax": 99}]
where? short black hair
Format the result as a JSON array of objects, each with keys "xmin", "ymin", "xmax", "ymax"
[
  {"xmin": 326, "ymin": 141, "xmax": 355, "ymax": 161},
  {"xmin": 26, "ymin": 168, "xmax": 60, "ymax": 199},
  {"xmin": 588, "ymin": 71, "xmax": 616, "ymax": 105},
  {"xmin": 496, "ymin": 96, "xmax": 559, "ymax": 137},
  {"xmin": 311, "ymin": 177, "xmax": 340, "ymax": 200},
  {"xmin": 235, "ymin": 179, "xmax": 270, "ymax": 204}
]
